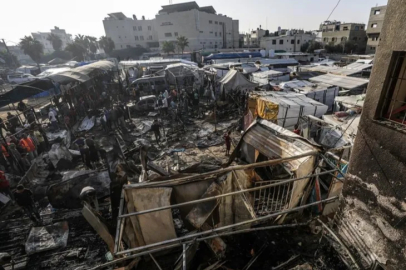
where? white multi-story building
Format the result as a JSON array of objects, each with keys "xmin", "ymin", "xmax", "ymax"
[
  {"xmin": 102, "ymin": 1, "xmax": 240, "ymax": 52},
  {"xmin": 260, "ymin": 30, "xmax": 316, "ymax": 52},
  {"xmin": 243, "ymin": 27, "xmax": 267, "ymax": 47},
  {"xmin": 32, "ymin": 27, "xmax": 72, "ymax": 54},
  {"xmin": 103, "ymin": 13, "xmax": 159, "ymax": 50}
]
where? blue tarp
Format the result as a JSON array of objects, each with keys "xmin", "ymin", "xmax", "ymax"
[{"xmin": 204, "ymin": 52, "xmax": 262, "ymax": 61}]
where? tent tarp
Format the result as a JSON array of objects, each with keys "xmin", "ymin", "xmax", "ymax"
[
  {"xmin": 256, "ymin": 98, "xmax": 279, "ymax": 120},
  {"xmin": 0, "ymin": 79, "xmax": 54, "ymax": 108},
  {"xmin": 220, "ymin": 70, "xmax": 257, "ymax": 94}
]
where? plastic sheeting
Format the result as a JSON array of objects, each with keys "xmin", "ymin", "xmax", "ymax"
[
  {"xmin": 78, "ymin": 116, "xmax": 95, "ymax": 132},
  {"xmin": 25, "ymin": 221, "xmax": 69, "ymax": 255},
  {"xmin": 48, "ymin": 144, "xmax": 73, "ymax": 168},
  {"xmin": 256, "ymin": 97, "xmax": 279, "ymax": 120},
  {"xmin": 220, "ymin": 70, "xmax": 257, "ymax": 94}
]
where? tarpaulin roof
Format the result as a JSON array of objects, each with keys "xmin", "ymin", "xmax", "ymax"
[
  {"xmin": 0, "ymin": 79, "xmax": 54, "ymax": 108},
  {"xmin": 48, "ymin": 60, "xmax": 116, "ymax": 83},
  {"xmin": 309, "ymin": 74, "xmax": 369, "ymax": 90},
  {"xmin": 48, "ymin": 58, "xmax": 67, "ymax": 65},
  {"xmin": 220, "ymin": 70, "xmax": 257, "ymax": 93}
]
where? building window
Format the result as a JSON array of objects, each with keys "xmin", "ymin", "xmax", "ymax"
[
  {"xmin": 219, "ymin": 22, "xmax": 223, "ymax": 25},
  {"xmin": 272, "ymin": 40, "xmax": 276, "ymax": 45},
  {"xmin": 297, "ymin": 40, "xmax": 300, "ymax": 44},
  {"xmin": 149, "ymin": 35, "xmax": 153, "ymax": 40},
  {"xmin": 343, "ymin": 26, "xmax": 349, "ymax": 31},
  {"xmin": 133, "ymin": 26, "xmax": 137, "ymax": 31},
  {"xmin": 291, "ymin": 39, "xmax": 294, "ymax": 44},
  {"xmin": 279, "ymin": 40, "xmax": 283, "ymax": 45},
  {"xmin": 371, "ymin": 23, "xmax": 378, "ymax": 28},
  {"xmin": 209, "ymin": 20, "xmax": 213, "ymax": 24},
  {"xmin": 324, "ymin": 38, "xmax": 328, "ymax": 42},
  {"xmin": 380, "ymin": 51, "xmax": 406, "ymax": 125},
  {"xmin": 341, "ymin": 37, "xmax": 346, "ymax": 41},
  {"xmin": 370, "ymin": 47, "xmax": 375, "ymax": 50},
  {"xmin": 138, "ymin": 26, "xmax": 142, "ymax": 31},
  {"xmin": 165, "ymin": 33, "xmax": 172, "ymax": 37},
  {"xmin": 210, "ymin": 31, "xmax": 213, "ymax": 34},
  {"xmin": 361, "ymin": 26, "xmax": 364, "ymax": 30},
  {"xmin": 355, "ymin": 26, "xmax": 359, "ymax": 30},
  {"xmin": 374, "ymin": 10, "xmax": 381, "ymax": 15},
  {"xmin": 352, "ymin": 37, "xmax": 357, "ymax": 41},
  {"xmin": 140, "ymin": 36, "xmax": 144, "ymax": 40},
  {"xmin": 215, "ymin": 32, "xmax": 217, "ymax": 37},
  {"xmin": 148, "ymin": 26, "xmax": 152, "ymax": 31},
  {"xmin": 135, "ymin": 36, "xmax": 139, "ymax": 40},
  {"xmin": 219, "ymin": 32, "xmax": 222, "ymax": 36},
  {"xmin": 174, "ymin": 32, "xmax": 178, "ymax": 37},
  {"xmin": 215, "ymin": 21, "xmax": 218, "ymax": 24}
]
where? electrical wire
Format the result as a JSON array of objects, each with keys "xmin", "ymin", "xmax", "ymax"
[{"xmin": 326, "ymin": 0, "xmax": 342, "ymax": 21}]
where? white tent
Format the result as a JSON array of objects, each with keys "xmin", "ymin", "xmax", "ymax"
[{"xmin": 220, "ymin": 70, "xmax": 257, "ymax": 94}]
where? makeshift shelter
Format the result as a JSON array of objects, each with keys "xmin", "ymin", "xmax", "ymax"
[
  {"xmin": 309, "ymin": 74, "xmax": 369, "ymax": 93},
  {"xmin": 251, "ymin": 70, "xmax": 290, "ymax": 86},
  {"xmin": 251, "ymin": 91, "xmax": 328, "ymax": 129},
  {"xmin": 280, "ymin": 80, "xmax": 339, "ymax": 112},
  {"xmin": 158, "ymin": 63, "xmax": 204, "ymax": 86},
  {"xmin": 0, "ymin": 79, "xmax": 54, "ymax": 108},
  {"xmin": 219, "ymin": 70, "xmax": 257, "ymax": 95}
]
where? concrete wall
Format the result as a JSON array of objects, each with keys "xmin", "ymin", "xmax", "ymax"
[
  {"xmin": 366, "ymin": 5, "xmax": 387, "ymax": 54},
  {"xmin": 32, "ymin": 28, "xmax": 72, "ymax": 54},
  {"xmin": 343, "ymin": 0, "xmax": 406, "ymax": 268}
]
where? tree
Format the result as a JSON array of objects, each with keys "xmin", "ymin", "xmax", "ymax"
[
  {"xmin": 176, "ymin": 36, "xmax": 189, "ymax": 54},
  {"xmin": 300, "ymin": 42, "xmax": 310, "ymax": 53},
  {"xmin": 19, "ymin": 36, "xmax": 43, "ymax": 67},
  {"xmin": 87, "ymin": 36, "xmax": 98, "ymax": 54},
  {"xmin": 301, "ymin": 41, "xmax": 323, "ymax": 53},
  {"xmin": 65, "ymin": 42, "xmax": 87, "ymax": 61},
  {"xmin": 99, "ymin": 36, "xmax": 115, "ymax": 55},
  {"xmin": 162, "ymin": 41, "xmax": 175, "ymax": 54},
  {"xmin": 47, "ymin": 34, "xmax": 63, "ymax": 51},
  {"xmin": 0, "ymin": 51, "xmax": 20, "ymax": 68}
]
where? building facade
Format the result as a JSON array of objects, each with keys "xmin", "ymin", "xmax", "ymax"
[
  {"xmin": 320, "ymin": 21, "xmax": 367, "ymax": 52},
  {"xmin": 341, "ymin": 0, "xmax": 406, "ymax": 268},
  {"xmin": 32, "ymin": 27, "xmax": 72, "ymax": 54},
  {"xmin": 260, "ymin": 32, "xmax": 316, "ymax": 52},
  {"xmin": 103, "ymin": 2, "xmax": 240, "ymax": 52},
  {"xmin": 103, "ymin": 13, "xmax": 159, "ymax": 50},
  {"xmin": 243, "ymin": 28, "xmax": 267, "ymax": 48},
  {"xmin": 366, "ymin": 5, "xmax": 387, "ymax": 54}
]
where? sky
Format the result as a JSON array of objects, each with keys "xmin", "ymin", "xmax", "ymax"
[{"xmin": 1, "ymin": 0, "xmax": 388, "ymax": 45}]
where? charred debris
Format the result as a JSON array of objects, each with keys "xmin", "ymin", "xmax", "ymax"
[{"xmin": 0, "ymin": 60, "xmax": 356, "ymax": 270}]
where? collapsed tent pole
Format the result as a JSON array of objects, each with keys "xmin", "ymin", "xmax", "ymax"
[
  {"xmin": 91, "ymin": 199, "xmax": 337, "ymax": 270},
  {"xmin": 182, "ymin": 243, "xmax": 186, "ymax": 270},
  {"xmin": 114, "ymin": 190, "xmax": 125, "ymax": 254},
  {"xmin": 119, "ymin": 169, "xmax": 338, "ymax": 219},
  {"xmin": 149, "ymin": 254, "xmax": 163, "ymax": 270},
  {"xmin": 125, "ymin": 151, "xmax": 319, "ymax": 189},
  {"xmin": 115, "ymin": 196, "xmax": 338, "ymax": 256}
]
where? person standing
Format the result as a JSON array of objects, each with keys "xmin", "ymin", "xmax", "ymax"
[
  {"xmin": 79, "ymin": 145, "xmax": 93, "ymax": 169},
  {"xmin": 19, "ymin": 134, "xmax": 36, "ymax": 160},
  {"xmin": 151, "ymin": 120, "xmax": 161, "ymax": 145},
  {"xmin": 28, "ymin": 130, "xmax": 39, "ymax": 155},
  {"xmin": 48, "ymin": 108, "xmax": 59, "ymax": 132},
  {"xmin": 0, "ymin": 171, "xmax": 12, "ymax": 199},
  {"xmin": 85, "ymin": 135, "xmax": 99, "ymax": 167},
  {"xmin": 13, "ymin": 185, "xmax": 41, "ymax": 224},
  {"xmin": 7, "ymin": 112, "xmax": 19, "ymax": 133},
  {"xmin": 33, "ymin": 126, "xmax": 46, "ymax": 155},
  {"xmin": 193, "ymin": 90, "xmax": 199, "ymax": 116},
  {"xmin": 224, "ymin": 131, "xmax": 231, "ymax": 156}
]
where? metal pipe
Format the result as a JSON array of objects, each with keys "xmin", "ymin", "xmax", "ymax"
[
  {"xmin": 115, "ymin": 196, "xmax": 338, "ymax": 256},
  {"xmin": 182, "ymin": 243, "xmax": 186, "ymax": 270},
  {"xmin": 149, "ymin": 254, "xmax": 163, "ymax": 270},
  {"xmin": 91, "ymin": 203, "xmax": 332, "ymax": 270},
  {"xmin": 119, "ymin": 169, "xmax": 337, "ymax": 219},
  {"xmin": 124, "ymin": 151, "xmax": 319, "ymax": 189},
  {"xmin": 114, "ymin": 190, "xmax": 125, "ymax": 254},
  {"xmin": 317, "ymin": 219, "xmax": 360, "ymax": 269}
]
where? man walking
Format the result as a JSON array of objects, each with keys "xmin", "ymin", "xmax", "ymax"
[
  {"xmin": 13, "ymin": 185, "xmax": 41, "ymax": 225},
  {"xmin": 151, "ymin": 120, "xmax": 161, "ymax": 145},
  {"xmin": 224, "ymin": 131, "xmax": 231, "ymax": 156}
]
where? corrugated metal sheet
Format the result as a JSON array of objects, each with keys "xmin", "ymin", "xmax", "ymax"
[
  {"xmin": 243, "ymin": 123, "xmax": 316, "ymax": 171},
  {"xmin": 343, "ymin": 62, "xmax": 373, "ymax": 70},
  {"xmin": 309, "ymin": 74, "xmax": 369, "ymax": 90},
  {"xmin": 304, "ymin": 66, "xmax": 363, "ymax": 76}
]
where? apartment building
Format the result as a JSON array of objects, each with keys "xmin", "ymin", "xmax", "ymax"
[
  {"xmin": 366, "ymin": 5, "xmax": 387, "ymax": 54},
  {"xmin": 32, "ymin": 27, "xmax": 72, "ymax": 54},
  {"xmin": 243, "ymin": 27, "xmax": 267, "ymax": 47},
  {"xmin": 260, "ymin": 31, "xmax": 316, "ymax": 52},
  {"xmin": 103, "ymin": 13, "xmax": 159, "ymax": 50},
  {"xmin": 103, "ymin": 1, "xmax": 240, "ymax": 52},
  {"xmin": 320, "ymin": 21, "xmax": 367, "ymax": 51}
]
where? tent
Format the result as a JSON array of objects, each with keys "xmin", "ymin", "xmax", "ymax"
[
  {"xmin": 48, "ymin": 58, "xmax": 67, "ymax": 65},
  {"xmin": 252, "ymin": 91, "xmax": 328, "ymax": 129},
  {"xmin": 0, "ymin": 79, "xmax": 54, "ymax": 108},
  {"xmin": 220, "ymin": 70, "xmax": 257, "ymax": 94}
]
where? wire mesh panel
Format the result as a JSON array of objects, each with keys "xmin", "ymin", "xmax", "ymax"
[{"xmin": 253, "ymin": 179, "xmax": 293, "ymax": 216}]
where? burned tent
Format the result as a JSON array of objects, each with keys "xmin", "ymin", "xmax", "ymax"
[
  {"xmin": 219, "ymin": 70, "xmax": 257, "ymax": 95},
  {"xmin": 157, "ymin": 63, "xmax": 204, "ymax": 86}
]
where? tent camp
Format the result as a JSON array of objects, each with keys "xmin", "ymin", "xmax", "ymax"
[
  {"xmin": 220, "ymin": 70, "xmax": 257, "ymax": 95},
  {"xmin": 250, "ymin": 91, "xmax": 328, "ymax": 129}
]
